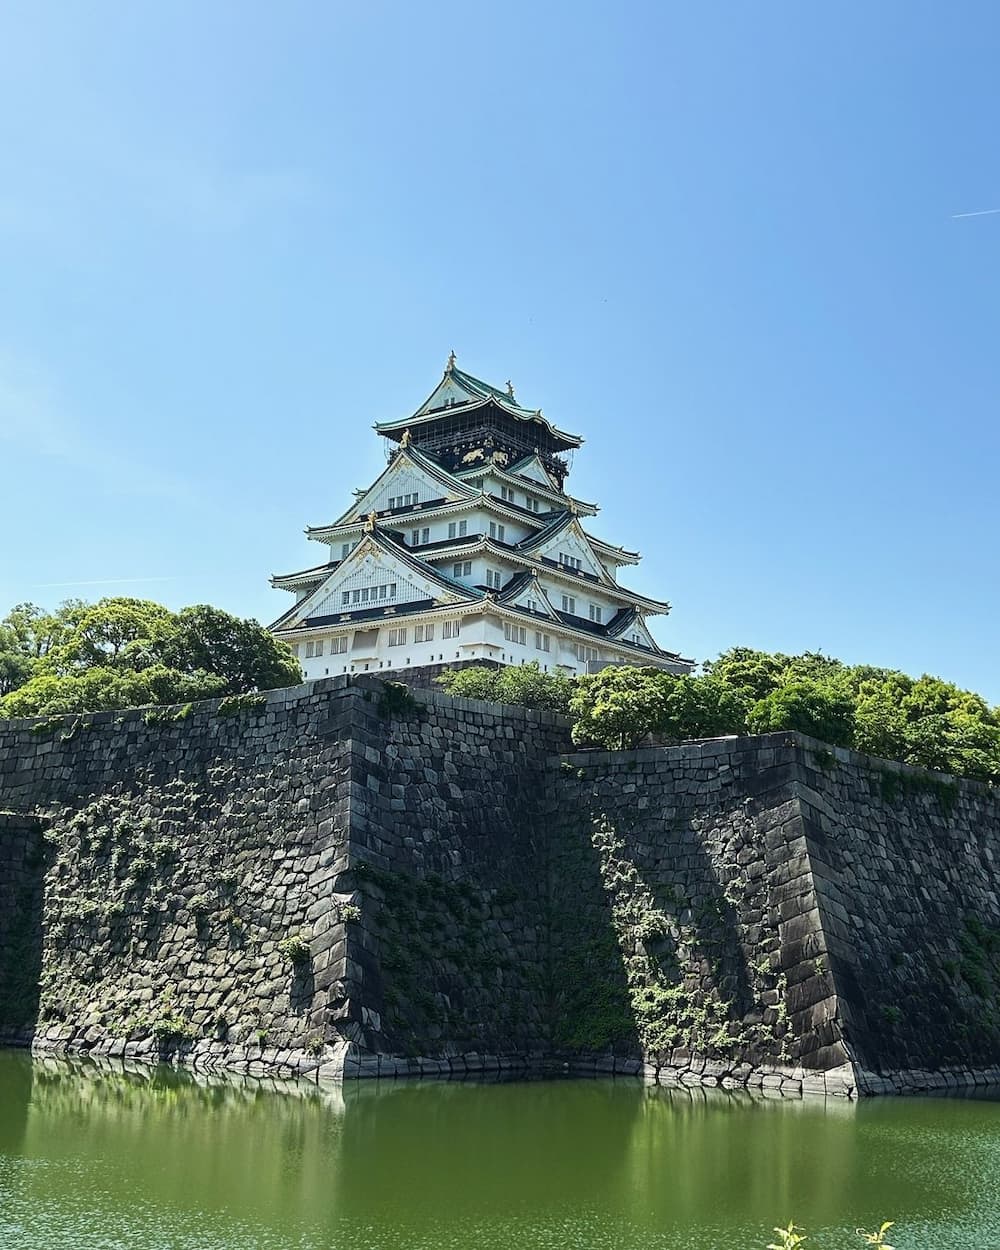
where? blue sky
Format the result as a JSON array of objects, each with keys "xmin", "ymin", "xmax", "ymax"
[{"xmin": 2, "ymin": 3, "xmax": 999, "ymax": 696}]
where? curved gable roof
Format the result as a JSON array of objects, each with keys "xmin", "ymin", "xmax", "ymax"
[
  {"xmin": 317, "ymin": 444, "xmax": 479, "ymax": 529},
  {"xmin": 375, "ymin": 360, "xmax": 583, "ymax": 449}
]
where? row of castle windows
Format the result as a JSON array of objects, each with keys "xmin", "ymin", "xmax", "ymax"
[
  {"xmin": 387, "ymin": 492, "xmax": 419, "ymax": 508},
  {"xmin": 390, "ymin": 620, "xmax": 460, "ymax": 647},
  {"xmin": 501, "ymin": 621, "xmax": 599, "ymax": 663},
  {"xmin": 294, "ymin": 619, "xmax": 462, "ymax": 658},
  {"xmin": 341, "ymin": 583, "xmax": 397, "ymax": 606},
  {"xmin": 296, "ymin": 631, "xmax": 628, "ymax": 667}
]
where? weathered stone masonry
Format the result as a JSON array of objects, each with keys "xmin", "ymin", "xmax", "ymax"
[{"xmin": 3, "ymin": 676, "xmax": 1000, "ymax": 1096}]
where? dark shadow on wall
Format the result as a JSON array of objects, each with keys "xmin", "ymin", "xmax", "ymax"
[
  {"xmin": 547, "ymin": 762, "xmax": 794, "ymax": 1069},
  {"xmin": 0, "ymin": 815, "xmax": 46, "ymax": 1045}
]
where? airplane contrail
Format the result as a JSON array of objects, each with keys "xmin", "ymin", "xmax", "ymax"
[{"xmin": 952, "ymin": 208, "xmax": 1000, "ymax": 218}]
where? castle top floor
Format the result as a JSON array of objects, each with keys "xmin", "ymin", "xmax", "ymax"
[{"xmin": 374, "ymin": 354, "xmax": 582, "ymax": 488}]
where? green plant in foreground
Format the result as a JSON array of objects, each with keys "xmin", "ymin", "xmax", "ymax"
[
  {"xmin": 768, "ymin": 1223, "xmax": 807, "ymax": 1250},
  {"xmin": 764, "ymin": 1222, "xmax": 894, "ymax": 1249},
  {"xmin": 857, "ymin": 1223, "xmax": 894, "ymax": 1248}
]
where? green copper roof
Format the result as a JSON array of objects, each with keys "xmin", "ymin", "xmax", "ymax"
[{"xmin": 375, "ymin": 357, "xmax": 583, "ymax": 448}]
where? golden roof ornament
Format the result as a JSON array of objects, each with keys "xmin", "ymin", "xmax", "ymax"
[
  {"xmin": 400, "ymin": 428, "xmax": 411, "ymax": 448},
  {"xmin": 446, "ymin": 350, "xmax": 456, "ymax": 372},
  {"xmin": 506, "ymin": 379, "xmax": 515, "ymax": 399},
  {"xmin": 364, "ymin": 511, "xmax": 378, "ymax": 533}
]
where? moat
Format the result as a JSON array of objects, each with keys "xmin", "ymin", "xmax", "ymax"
[{"xmin": 2, "ymin": 1053, "xmax": 1000, "ymax": 1250}]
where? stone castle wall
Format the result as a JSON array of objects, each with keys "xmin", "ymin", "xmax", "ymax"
[{"xmin": 3, "ymin": 677, "xmax": 1000, "ymax": 1094}]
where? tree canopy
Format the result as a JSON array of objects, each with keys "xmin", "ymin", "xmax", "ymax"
[
  {"xmin": 0, "ymin": 598, "xmax": 301, "ymax": 717},
  {"xmin": 436, "ymin": 661, "xmax": 573, "ymax": 713},
  {"xmin": 437, "ymin": 648, "xmax": 1000, "ymax": 783}
]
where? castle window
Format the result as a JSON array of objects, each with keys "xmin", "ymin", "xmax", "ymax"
[
  {"xmin": 453, "ymin": 561, "xmax": 472, "ymax": 578},
  {"xmin": 561, "ymin": 594, "xmax": 576, "ymax": 614},
  {"xmin": 535, "ymin": 631, "xmax": 550, "ymax": 652},
  {"xmin": 589, "ymin": 604, "xmax": 602, "ymax": 623},
  {"xmin": 558, "ymin": 552, "xmax": 582, "ymax": 571},
  {"xmin": 414, "ymin": 624, "xmax": 435, "ymax": 643},
  {"xmin": 489, "ymin": 521, "xmax": 506, "ymax": 542},
  {"xmin": 504, "ymin": 623, "xmax": 527, "ymax": 645},
  {"xmin": 525, "ymin": 495, "xmax": 541, "ymax": 513},
  {"xmin": 305, "ymin": 639, "xmax": 325, "ymax": 658},
  {"xmin": 411, "ymin": 527, "xmax": 430, "ymax": 546},
  {"xmin": 348, "ymin": 582, "xmax": 396, "ymax": 607},
  {"xmin": 486, "ymin": 568, "xmax": 503, "ymax": 590},
  {"xmin": 388, "ymin": 627, "xmax": 407, "ymax": 647},
  {"xmin": 331, "ymin": 637, "xmax": 348, "ymax": 654},
  {"xmin": 574, "ymin": 643, "xmax": 599, "ymax": 662},
  {"xmin": 444, "ymin": 620, "xmax": 460, "ymax": 639},
  {"xmin": 500, "ymin": 485, "xmax": 514, "ymax": 502},
  {"xmin": 289, "ymin": 643, "xmax": 300, "ymax": 658}
]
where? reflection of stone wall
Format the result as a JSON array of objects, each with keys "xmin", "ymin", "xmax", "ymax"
[{"xmin": 4, "ymin": 678, "xmax": 1000, "ymax": 1094}]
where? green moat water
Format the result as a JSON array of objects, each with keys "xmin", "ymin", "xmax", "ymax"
[{"xmin": 1, "ymin": 1053, "xmax": 999, "ymax": 1250}]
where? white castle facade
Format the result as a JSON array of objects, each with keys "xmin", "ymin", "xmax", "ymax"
[{"xmin": 270, "ymin": 357, "xmax": 693, "ymax": 681}]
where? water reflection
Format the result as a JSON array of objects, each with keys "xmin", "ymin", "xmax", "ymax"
[{"xmin": 2, "ymin": 1052, "xmax": 1000, "ymax": 1250}]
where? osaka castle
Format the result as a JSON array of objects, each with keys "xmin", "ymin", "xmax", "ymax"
[{"xmin": 269, "ymin": 356, "xmax": 693, "ymax": 680}]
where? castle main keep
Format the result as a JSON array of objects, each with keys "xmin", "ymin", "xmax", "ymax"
[{"xmin": 269, "ymin": 357, "xmax": 692, "ymax": 681}]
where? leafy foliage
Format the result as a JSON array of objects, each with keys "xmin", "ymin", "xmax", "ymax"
[
  {"xmin": 436, "ymin": 661, "xmax": 573, "ymax": 712},
  {"xmin": 446, "ymin": 647, "xmax": 1000, "ymax": 782},
  {"xmin": 0, "ymin": 597, "xmax": 301, "ymax": 717},
  {"xmin": 708, "ymin": 647, "xmax": 1000, "ymax": 782},
  {"xmin": 569, "ymin": 667, "xmax": 676, "ymax": 749},
  {"xmin": 747, "ymin": 680, "xmax": 855, "ymax": 747}
]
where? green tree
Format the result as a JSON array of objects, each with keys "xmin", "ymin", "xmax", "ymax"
[
  {"xmin": 1, "ymin": 665, "xmax": 226, "ymax": 717},
  {"xmin": 157, "ymin": 604, "xmax": 301, "ymax": 693},
  {"xmin": 0, "ymin": 596, "xmax": 301, "ymax": 717},
  {"xmin": 747, "ymin": 680, "xmax": 855, "ymax": 747},
  {"xmin": 435, "ymin": 665, "xmax": 501, "ymax": 702},
  {"xmin": 660, "ymin": 674, "xmax": 748, "ymax": 740},
  {"xmin": 703, "ymin": 647, "xmax": 787, "ymax": 702},
  {"xmin": 436, "ymin": 661, "xmax": 572, "ymax": 712},
  {"xmin": 0, "ymin": 599, "xmax": 88, "ymax": 660},
  {"xmin": 570, "ymin": 667, "xmax": 674, "ymax": 750},
  {"xmin": 40, "ymin": 598, "xmax": 174, "ymax": 673}
]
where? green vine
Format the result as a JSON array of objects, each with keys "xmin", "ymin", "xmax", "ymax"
[{"xmin": 215, "ymin": 693, "xmax": 267, "ymax": 718}]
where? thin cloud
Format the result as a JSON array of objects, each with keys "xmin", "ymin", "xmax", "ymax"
[{"xmin": 952, "ymin": 208, "xmax": 1000, "ymax": 219}]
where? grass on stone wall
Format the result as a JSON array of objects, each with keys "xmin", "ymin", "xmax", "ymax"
[
  {"xmin": 32, "ymin": 782, "xmax": 268, "ymax": 1047},
  {"xmin": 876, "ymin": 768, "xmax": 959, "ymax": 814},
  {"xmin": 549, "ymin": 811, "xmax": 792, "ymax": 1063}
]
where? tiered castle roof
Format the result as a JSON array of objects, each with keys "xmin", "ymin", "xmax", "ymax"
[{"xmin": 270, "ymin": 356, "xmax": 692, "ymax": 673}]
